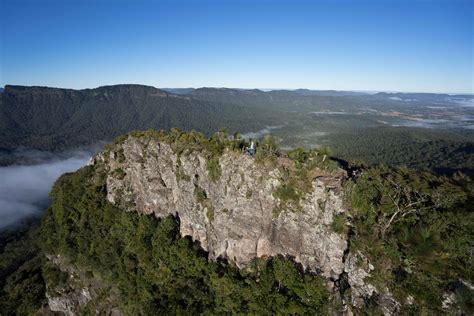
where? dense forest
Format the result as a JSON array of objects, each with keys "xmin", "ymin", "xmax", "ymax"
[
  {"xmin": 0, "ymin": 85, "xmax": 280, "ymax": 152},
  {"xmin": 0, "ymin": 220, "xmax": 45, "ymax": 314},
  {"xmin": 346, "ymin": 166, "xmax": 473, "ymax": 313},
  {"xmin": 0, "ymin": 131, "xmax": 472, "ymax": 314},
  {"xmin": 326, "ymin": 127, "xmax": 474, "ymax": 175}
]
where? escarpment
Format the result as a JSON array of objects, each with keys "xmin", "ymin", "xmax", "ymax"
[
  {"xmin": 45, "ymin": 130, "xmax": 409, "ymax": 315},
  {"xmin": 86, "ymin": 130, "xmax": 390, "ymax": 310},
  {"xmin": 97, "ymin": 133, "xmax": 348, "ymax": 280}
]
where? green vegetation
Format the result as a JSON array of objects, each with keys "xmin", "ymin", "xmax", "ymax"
[
  {"xmin": 175, "ymin": 157, "xmax": 191, "ymax": 182},
  {"xmin": 111, "ymin": 167, "xmax": 126, "ymax": 180},
  {"xmin": 245, "ymin": 189, "xmax": 253, "ymax": 198},
  {"xmin": 326, "ymin": 127, "xmax": 474, "ymax": 175},
  {"xmin": 1, "ymin": 126, "xmax": 472, "ymax": 313},
  {"xmin": 0, "ymin": 221, "xmax": 46, "ymax": 314},
  {"xmin": 330, "ymin": 214, "xmax": 346, "ymax": 234},
  {"xmin": 0, "ymin": 85, "xmax": 279, "ymax": 154},
  {"xmin": 254, "ymin": 134, "xmax": 280, "ymax": 163},
  {"xmin": 2, "ymin": 85, "xmax": 473, "ymax": 179},
  {"xmin": 347, "ymin": 165, "xmax": 474, "ymax": 313},
  {"xmin": 194, "ymin": 184, "xmax": 208, "ymax": 202},
  {"xmin": 206, "ymin": 208, "xmax": 215, "ymax": 222},
  {"xmin": 193, "ymin": 184, "xmax": 215, "ymax": 222},
  {"xmin": 206, "ymin": 157, "xmax": 221, "ymax": 181},
  {"xmin": 39, "ymin": 165, "xmax": 329, "ymax": 314},
  {"xmin": 126, "ymin": 128, "xmax": 245, "ymax": 181},
  {"xmin": 272, "ymin": 146, "xmax": 339, "ymax": 218}
]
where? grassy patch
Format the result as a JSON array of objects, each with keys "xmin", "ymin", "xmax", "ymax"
[
  {"xmin": 206, "ymin": 207, "xmax": 215, "ymax": 222},
  {"xmin": 194, "ymin": 185, "xmax": 207, "ymax": 203},
  {"xmin": 111, "ymin": 168, "xmax": 126, "ymax": 180},
  {"xmin": 330, "ymin": 214, "xmax": 346, "ymax": 234},
  {"xmin": 176, "ymin": 157, "xmax": 191, "ymax": 182},
  {"xmin": 246, "ymin": 189, "xmax": 253, "ymax": 199},
  {"xmin": 206, "ymin": 157, "xmax": 221, "ymax": 182}
]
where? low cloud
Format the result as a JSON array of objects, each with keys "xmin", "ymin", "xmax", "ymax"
[
  {"xmin": 241, "ymin": 125, "xmax": 284, "ymax": 139},
  {"xmin": 0, "ymin": 148, "xmax": 97, "ymax": 229}
]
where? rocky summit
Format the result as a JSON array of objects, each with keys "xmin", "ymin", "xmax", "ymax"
[
  {"xmin": 101, "ymin": 134, "xmax": 347, "ymax": 279},
  {"xmin": 81, "ymin": 130, "xmax": 391, "ymax": 312}
]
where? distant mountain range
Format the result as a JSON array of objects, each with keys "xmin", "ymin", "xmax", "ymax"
[
  {"xmin": 1, "ymin": 84, "xmax": 472, "ymax": 156},
  {"xmin": 0, "ymin": 84, "xmax": 274, "ymax": 152},
  {"xmin": 161, "ymin": 87, "xmax": 369, "ymax": 97},
  {"xmin": 162, "ymin": 87, "xmax": 473, "ymax": 99},
  {"xmin": 293, "ymin": 89, "xmax": 368, "ymax": 97}
]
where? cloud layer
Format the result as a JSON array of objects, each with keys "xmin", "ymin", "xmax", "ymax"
[{"xmin": 0, "ymin": 150, "xmax": 93, "ymax": 229}]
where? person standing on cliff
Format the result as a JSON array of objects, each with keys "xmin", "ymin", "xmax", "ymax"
[{"xmin": 249, "ymin": 141, "xmax": 255, "ymax": 157}]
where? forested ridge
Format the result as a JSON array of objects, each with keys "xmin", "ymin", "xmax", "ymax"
[{"xmin": 0, "ymin": 85, "xmax": 278, "ymax": 152}]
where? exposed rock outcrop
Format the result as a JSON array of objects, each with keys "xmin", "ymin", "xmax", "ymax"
[
  {"xmin": 100, "ymin": 137, "xmax": 347, "ymax": 279},
  {"xmin": 86, "ymin": 134, "xmax": 385, "ymax": 310},
  {"xmin": 47, "ymin": 289, "xmax": 91, "ymax": 316},
  {"xmin": 45, "ymin": 255, "xmax": 121, "ymax": 316}
]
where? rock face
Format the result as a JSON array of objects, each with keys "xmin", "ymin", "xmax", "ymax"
[
  {"xmin": 45, "ymin": 255, "xmax": 122, "ymax": 316},
  {"xmin": 85, "ymin": 134, "xmax": 391, "ymax": 312},
  {"xmin": 98, "ymin": 136, "xmax": 348, "ymax": 280},
  {"xmin": 47, "ymin": 289, "xmax": 91, "ymax": 316}
]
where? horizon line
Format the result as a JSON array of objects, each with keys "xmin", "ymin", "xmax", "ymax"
[{"xmin": 1, "ymin": 83, "xmax": 473, "ymax": 96}]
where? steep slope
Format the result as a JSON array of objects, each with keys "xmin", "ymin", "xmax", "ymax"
[
  {"xmin": 0, "ymin": 85, "xmax": 271, "ymax": 152},
  {"xmin": 101, "ymin": 132, "xmax": 347, "ymax": 279}
]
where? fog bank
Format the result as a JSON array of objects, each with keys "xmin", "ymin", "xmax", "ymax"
[
  {"xmin": 241, "ymin": 125, "xmax": 284, "ymax": 139},
  {"xmin": 0, "ymin": 150, "xmax": 94, "ymax": 229}
]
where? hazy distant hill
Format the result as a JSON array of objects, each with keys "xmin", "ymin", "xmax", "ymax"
[
  {"xmin": 187, "ymin": 87, "xmax": 325, "ymax": 110},
  {"xmin": 161, "ymin": 88, "xmax": 195, "ymax": 94},
  {"xmin": 374, "ymin": 92, "xmax": 474, "ymax": 103},
  {"xmin": 293, "ymin": 89, "xmax": 368, "ymax": 97},
  {"xmin": 0, "ymin": 85, "xmax": 272, "ymax": 151}
]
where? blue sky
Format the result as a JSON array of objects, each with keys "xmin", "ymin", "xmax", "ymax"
[{"xmin": 1, "ymin": 0, "xmax": 472, "ymax": 93}]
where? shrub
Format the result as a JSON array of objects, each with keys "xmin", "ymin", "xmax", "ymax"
[
  {"xmin": 206, "ymin": 157, "xmax": 221, "ymax": 182},
  {"xmin": 255, "ymin": 134, "xmax": 280, "ymax": 163},
  {"xmin": 331, "ymin": 214, "xmax": 346, "ymax": 234}
]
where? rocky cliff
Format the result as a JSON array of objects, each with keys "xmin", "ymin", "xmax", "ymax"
[
  {"xmin": 83, "ymin": 131, "xmax": 391, "ymax": 311},
  {"xmin": 43, "ymin": 130, "xmax": 408, "ymax": 315},
  {"xmin": 103, "ymin": 138, "xmax": 347, "ymax": 278}
]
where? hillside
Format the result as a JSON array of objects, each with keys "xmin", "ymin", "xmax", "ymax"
[
  {"xmin": 2, "ymin": 130, "xmax": 471, "ymax": 314},
  {"xmin": 0, "ymin": 85, "xmax": 276, "ymax": 152}
]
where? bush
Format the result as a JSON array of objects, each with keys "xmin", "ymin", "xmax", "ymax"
[
  {"xmin": 255, "ymin": 134, "xmax": 280, "ymax": 163},
  {"xmin": 331, "ymin": 214, "xmax": 346, "ymax": 234}
]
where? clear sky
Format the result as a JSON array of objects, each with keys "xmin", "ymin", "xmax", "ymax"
[{"xmin": 1, "ymin": 0, "xmax": 472, "ymax": 93}]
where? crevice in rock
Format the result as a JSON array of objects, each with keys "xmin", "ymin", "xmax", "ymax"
[{"xmin": 334, "ymin": 220, "xmax": 354, "ymax": 307}]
